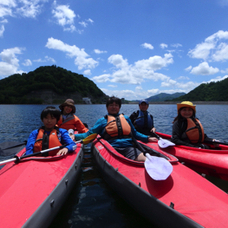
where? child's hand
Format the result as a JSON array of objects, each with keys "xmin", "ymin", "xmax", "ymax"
[{"xmin": 57, "ymin": 148, "xmax": 68, "ymax": 155}]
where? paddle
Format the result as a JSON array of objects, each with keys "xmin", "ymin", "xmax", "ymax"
[
  {"xmin": 205, "ymin": 140, "xmax": 228, "ymax": 146},
  {"xmin": 0, "ymin": 141, "xmax": 27, "ymax": 156},
  {"xmin": 77, "ymin": 133, "xmax": 98, "ymax": 144},
  {"xmin": 131, "ymin": 135, "xmax": 173, "ymax": 180},
  {"xmin": 0, "ymin": 134, "xmax": 97, "ymax": 166},
  {"xmin": 0, "ymin": 145, "xmax": 66, "ymax": 166},
  {"xmin": 152, "ymin": 132, "xmax": 175, "ymax": 148},
  {"xmin": 144, "ymin": 154, "xmax": 173, "ymax": 180}
]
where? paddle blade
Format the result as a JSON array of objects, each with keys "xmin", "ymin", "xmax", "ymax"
[
  {"xmin": 82, "ymin": 133, "xmax": 98, "ymax": 144},
  {"xmin": 144, "ymin": 154, "xmax": 173, "ymax": 181},
  {"xmin": 158, "ymin": 138, "xmax": 175, "ymax": 148}
]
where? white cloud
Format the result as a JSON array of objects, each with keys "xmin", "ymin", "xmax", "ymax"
[
  {"xmin": 79, "ymin": 21, "xmax": 87, "ymax": 27},
  {"xmin": 207, "ymin": 75, "xmax": 228, "ymax": 83},
  {"xmin": 0, "ymin": 25, "xmax": 5, "ymax": 37},
  {"xmin": 188, "ymin": 42, "xmax": 215, "ymax": 60},
  {"xmin": 52, "ymin": 3, "xmax": 76, "ymax": 32},
  {"xmin": 177, "ymin": 76, "xmax": 190, "ymax": 80},
  {"xmin": 16, "ymin": 0, "xmax": 45, "ymax": 18},
  {"xmin": 0, "ymin": 5, "xmax": 13, "ymax": 18},
  {"xmin": 221, "ymin": 68, "xmax": 228, "ymax": 74},
  {"xmin": 212, "ymin": 42, "xmax": 228, "ymax": 61},
  {"xmin": 185, "ymin": 66, "xmax": 192, "ymax": 71},
  {"xmin": 1, "ymin": 0, "xmax": 17, "ymax": 7},
  {"xmin": 108, "ymin": 54, "xmax": 129, "ymax": 69},
  {"xmin": 108, "ymin": 84, "xmax": 117, "ymax": 88},
  {"xmin": 1, "ymin": 19, "xmax": 8, "ymax": 23},
  {"xmin": 92, "ymin": 53, "xmax": 173, "ymax": 85},
  {"xmin": 0, "ymin": 47, "xmax": 24, "ymax": 77},
  {"xmin": 46, "ymin": 37, "xmax": 98, "ymax": 70},
  {"xmin": 171, "ymin": 43, "xmax": 182, "ymax": 48},
  {"xmin": 160, "ymin": 43, "xmax": 168, "ymax": 49},
  {"xmin": 101, "ymin": 88, "xmax": 136, "ymax": 100},
  {"xmin": 188, "ymin": 30, "xmax": 228, "ymax": 61},
  {"xmin": 0, "ymin": 0, "xmax": 47, "ymax": 19},
  {"xmin": 87, "ymin": 18, "xmax": 93, "ymax": 23},
  {"xmin": 92, "ymin": 74, "xmax": 111, "ymax": 83},
  {"xmin": 83, "ymin": 69, "xmax": 91, "ymax": 75},
  {"xmin": 134, "ymin": 53, "xmax": 173, "ymax": 71},
  {"xmin": 141, "ymin": 43, "xmax": 154, "ymax": 50},
  {"xmin": 94, "ymin": 49, "xmax": 107, "ymax": 54},
  {"xmin": 23, "ymin": 59, "xmax": 32, "ymax": 66},
  {"xmin": 33, "ymin": 56, "xmax": 55, "ymax": 63},
  {"xmin": 190, "ymin": 62, "xmax": 219, "ymax": 75}
]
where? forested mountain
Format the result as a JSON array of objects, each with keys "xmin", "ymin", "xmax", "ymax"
[
  {"xmin": 0, "ymin": 65, "xmax": 108, "ymax": 104},
  {"xmin": 172, "ymin": 78, "xmax": 228, "ymax": 101},
  {"xmin": 146, "ymin": 92, "xmax": 186, "ymax": 102}
]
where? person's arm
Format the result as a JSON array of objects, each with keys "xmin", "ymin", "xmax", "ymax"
[
  {"xmin": 58, "ymin": 129, "xmax": 77, "ymax": 155},
  {"xmin": 25, "ymin": 130, "xmax": 39, "ymax": 155},
  {"xmin": 74, "ymin": 117, "xmax": 107, "ymax": 141},
  {"xmin": 74, "ymin": 115, "xmax": 89, "ymax": 133}
]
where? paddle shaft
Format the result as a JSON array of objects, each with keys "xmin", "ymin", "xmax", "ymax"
[
  {"xmin": 205, "ymin": 140, "xmax": 228, "ymax": 146},
  {"xmin": 0, "ymin": 145, "xmax": 65, "ymax": 166},
  {"xmin": 2, "ymin": 141, "xmax": 27, "ymax": 150}
]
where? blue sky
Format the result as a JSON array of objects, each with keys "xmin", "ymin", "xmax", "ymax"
[{"xmin": 0, "ymin": 0, "xmax": 228, "ymax": 100}]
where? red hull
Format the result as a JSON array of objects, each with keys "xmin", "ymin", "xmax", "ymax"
[
  {"xmin": 0, "ymin": 145, "xmax": 83, "ymax": 228},
  {"xmin": 153, "ymin": 132, "xmax": 228, "ymax": 180},
  {"xmin": 92, "ymin": 137, "xmax": 228, "ymax": 228}
]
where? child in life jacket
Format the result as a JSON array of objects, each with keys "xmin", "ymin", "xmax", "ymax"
[
  {"xmin": 171, "ymin": 101, "xmax": 218, "ymax": 148},
  {"xmin": 25, "ymin": 106, "xmax": 76, "ymax": 155},
  {"xmin": 57, "ymin": 99, "xmax": 88, "ymax": 133}
]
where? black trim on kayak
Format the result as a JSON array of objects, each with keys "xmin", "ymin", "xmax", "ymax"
[{"xmin": 91, "ymin": 141, "xmax": 203, "ymax": 228}]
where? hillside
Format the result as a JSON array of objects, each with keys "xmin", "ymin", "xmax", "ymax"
[
  {"xmin": 0, "ymin": 65, "xmax": 108, "ymax": 104},
  {"xmin": 173, "ymin": 78, "xmax": 228, "ymax": 101},
  {"xmin": 146, "ymin": 92, "xmax": 185, "ymax": 102}
]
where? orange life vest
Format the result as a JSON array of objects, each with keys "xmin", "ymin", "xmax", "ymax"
[
  {"xmin": 33, "ymin": 127, "xmax": 62, "ymax": 156},
  {"xmin": 103, "ymin": 114, "xmax": 131, "ymax": 140},
  {"xmin": 57, "ymin": 115, "xmax": 77, "ymax": 130},
  {"xmin": 185, "ymin": 118, "xmax": 205, "ymax": 144}
]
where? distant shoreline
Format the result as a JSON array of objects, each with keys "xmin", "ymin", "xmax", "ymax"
[
  {"xmin": 1, "ymin": 101, "xmax": 228, "ymax": 105},
  {"xmin": 128, "ymin": 101, "xmax": 228, "ymax": 105}
]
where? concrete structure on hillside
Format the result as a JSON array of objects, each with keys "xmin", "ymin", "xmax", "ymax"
[{"xmin": 82, "ymin": 97, "xmax": 92, "ymax": 104}]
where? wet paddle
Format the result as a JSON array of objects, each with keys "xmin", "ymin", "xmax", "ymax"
[{"xmin": 153, "ymin": 132, "xmax": 175, "ymax": 148}]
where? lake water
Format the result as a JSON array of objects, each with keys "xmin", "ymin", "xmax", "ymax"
[{"xmin": 0, "ymin": 104, "xmax": 228, "ymax": 227}]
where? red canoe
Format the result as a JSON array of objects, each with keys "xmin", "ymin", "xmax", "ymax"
[
  {"xmin": 153, "ymin": 132, "xmax": 228, "ymax": 181},
  {"xmin": 92, "ymin": 137, "xmax": 228, "ymax": 228},
  {"xmin": 0, "ymin": 144, "xmax": 83, "ymax": 228}
]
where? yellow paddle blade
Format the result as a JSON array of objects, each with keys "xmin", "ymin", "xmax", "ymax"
[{"xmin": 82, "ymin": 133, "xmax": 98, "ymax": 144}]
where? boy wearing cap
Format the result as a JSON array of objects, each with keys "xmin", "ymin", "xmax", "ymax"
[
  {"xmin": 172, "ymin": 101, "xmax": 217, "ymax": 148},
  {"xmin": 130, "ymin": 99, "xmax": 156, "ymax": 136},
  {"xmin": 57, "ymin": 99, "xmax": 88, "ymax": 133}
]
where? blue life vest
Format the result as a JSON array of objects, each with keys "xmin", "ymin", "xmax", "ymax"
[{"xmin": 134, "ymin": 110, "xmax": 154, "ymax": 134}]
